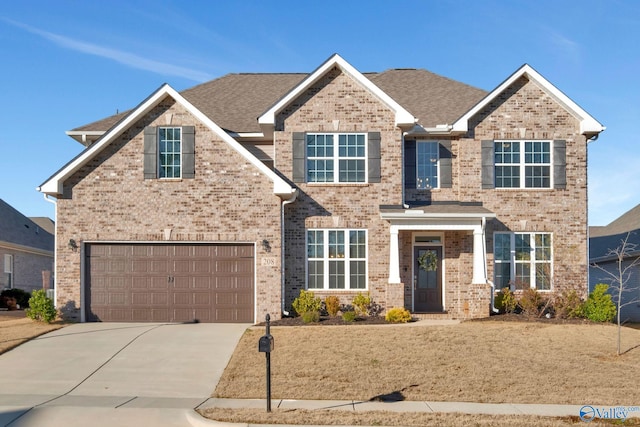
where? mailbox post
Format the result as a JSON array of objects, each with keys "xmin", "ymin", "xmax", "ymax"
[{"xmin": 258, "ymin": 313, "xmax": 274, "ymax": 412}]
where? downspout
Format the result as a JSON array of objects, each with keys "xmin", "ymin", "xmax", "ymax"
[
  {"xmin": 42, "ymin": 194, "xmax": 57, "ymax": 308},
  {"xmin": 280, "ymin": 190, "xmax": 298, "ymax": 317},
  {"xmin": 481, "ymin": 216, "xmax": 499, "ymax": 313}
]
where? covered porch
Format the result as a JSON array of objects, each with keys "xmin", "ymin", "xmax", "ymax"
[{"xmin": 380, "ymin": 204, "xmax": 497, "ymax": 318}]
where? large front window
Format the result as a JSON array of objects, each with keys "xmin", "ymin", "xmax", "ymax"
[
  {"xmin": 307, "ymin": 229, "xmax": 367, "ymax": 290},
  {"xmin": 306, "ymin": 133, "xmax": 366, "ymax": 183},
  {"xmin": 494, "ymin": 232, "xmax": 552, "ymax": 290},
  {"xmin": 159, "ymin": 127, "xmax": 182, "ymax": 178},
  {"xmin": 495, "ymin": 141, "xmax": 551, "ymax": 188},
  {"xmin": 416, "ymin": 141, "xmax": 439, "ymax": 189}
]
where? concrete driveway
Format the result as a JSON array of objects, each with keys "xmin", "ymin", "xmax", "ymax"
[{"xmin": 0, "ymin": 322, "xmax": 248, "ymax": 426}]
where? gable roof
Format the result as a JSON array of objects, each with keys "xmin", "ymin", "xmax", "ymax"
[
  {"xmin": 589, "ymin": 229, "xmax": 640, "ymax": 263},
  {"xmin": 0, "ymin": 199, "xmax": 54, "ymax": 254},
  {"xmin": 590, "ymin": 203, "xmax": 640, "ymax": 238},
  {"xmin": 39, "ymin": 84, "xmax": 297, "ymax": 198},
  {"xmin": 451, "ymin": 64, "xmax": 605, "ymax": 136},
  {"xmin": 258, "ymin": 54, "xmax": 416, "ymax": 134}
]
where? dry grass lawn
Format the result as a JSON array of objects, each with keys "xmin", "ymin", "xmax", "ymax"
[
  {"xmin": 199, "ymin": 408, "xmax": 640, "ymax": 427},
  {"xmin": 215, "ymin": 321, "xmax": 640, "ymax": 405},
  {"xmin": 0, "ymin": 313, "xmax": 64, "ymax": 354}
]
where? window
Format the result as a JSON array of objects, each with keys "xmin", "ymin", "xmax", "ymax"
[
  {"xmin": 494, "ymin": 141, "xmax": 551, "ymax": 188},
  {"xmin": 494, "ymin": 232, "xmax": 552, "ymax": 291},
  {"xmin": 416, "ymin": 141, "xmax": 439, "ymax": 189},
  {"xmin": 307, "ymin": 229, "xmax": 367, "ymax": 290},
  {"xmin": 159, "ymin": 127, "xmax": 182, "ymax": 178},
  {"xmin": 306, "ymin": 133, "xmax": 366, "ymax": 183},
  {"xmin": 3, "ymin": 254, "xmax": 13, "ymax": 288}
]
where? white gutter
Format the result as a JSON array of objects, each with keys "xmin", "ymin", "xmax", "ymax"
[
  {"xmin": 280, "ymin": 190, "xmax": 298, "ymax": 317},
  {"xmin": 43, "ymin": 194, "xmax": 57, "ymax": 308}
]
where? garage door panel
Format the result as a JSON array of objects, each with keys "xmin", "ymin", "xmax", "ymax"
[{"xmin": 86, "ymin": 243, "xmax": 254, "ymax": 323}]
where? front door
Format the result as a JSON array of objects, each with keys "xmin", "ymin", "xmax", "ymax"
[{"xmin": 414, "ymin": 246, "xmax": 443, "ymax": 312}]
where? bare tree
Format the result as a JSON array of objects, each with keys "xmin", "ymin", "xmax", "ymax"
[{"xmin": 591, "ymin": 231, "xmax": 640, "ymax": 355}]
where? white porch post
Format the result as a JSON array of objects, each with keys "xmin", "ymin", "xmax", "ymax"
[
  {"xmin": 389, "ymin": 226, "xmax": 401, "ymax": 284},
  {"xmin": 472, "ymin": 226, "xmax": 486, "ymax": 284}
]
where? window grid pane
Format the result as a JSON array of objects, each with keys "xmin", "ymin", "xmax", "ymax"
[
  {"xmin": 495, "ymin": 140, "xmax": 551, "ymax": 188},
  {"xmin": 416, "ymin": 141, "xmax": 438, "ymax": 189},
  {"xmin": 307, "ymin": 229, "xmax": 367, "ymax": 290},
  {"xmin": 307, "ymin": 133, "xmax": 366, "ymax": 183},
  {"xmin": 495, "ymin": 232, "xmax": 552, "ymax": 291},
  {"xmin": 159, "ymin": 127, "xmax": 181, "ymax": 178}
]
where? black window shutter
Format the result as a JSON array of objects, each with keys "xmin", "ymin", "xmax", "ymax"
[
  {"xmin": 368, "ymin": 132, "xmax": 381, "ymax": 183},
  {"xmin": 404, "ymin": 140, "xmax": 416, "ymax": 189},
  {"xmin": 439, "ymin": 140, "xmax": 452, "ymax": 188},
  {"xmin": 553, "ymin": 139, "xmax": 566, "ymax": 189},
  {"xmin": 181, "ymin": 126, "xmax": 195, "ymax": 179},
  {"xmin": 143, "ymin": 126, "xmax": 157, "ymax": 179},
  {"xmin": 481, "ymin": 140, "xmax": 495, "ymax": 189},
  {"xmin": 292, "ymin": 132, "xmax": 306, "ymax": 183}
]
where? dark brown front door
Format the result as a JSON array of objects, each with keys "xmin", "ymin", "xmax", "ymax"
[{"xmin": 414, "ymin": 246, "xmax": 442, "ymax": 312}]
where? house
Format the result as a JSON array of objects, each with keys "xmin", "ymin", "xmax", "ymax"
[
  {"xmin": 38, "ymin": 54, "xmax": 604, "ymax": 323},
  {"xmin": 589, "ymin": 204, "xmax": 640, "ymax": 322},
  {"xmin": 0, "ymin": 199, "xmax": 54, "ymax": 294}
]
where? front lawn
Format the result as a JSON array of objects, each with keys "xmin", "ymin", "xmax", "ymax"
[
  {"xmin": 214, "ymin": 321, "xmax": 640, "ymax": 406},
  {"xmin": 0, "ymin": 313, "xmax": 64, "ymax": 354}
]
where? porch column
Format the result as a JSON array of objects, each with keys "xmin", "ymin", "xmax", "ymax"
[
  {"xmin": 472, "ymin": 226, "xmax": 486, "ymax": 284},
  {"xmin": 389, "ymin": 226, "xmax": 401, "ymax": 284}
]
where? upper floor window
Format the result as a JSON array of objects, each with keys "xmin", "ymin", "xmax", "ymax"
[
  {"xmin": 494, "ymin": 232, "xmax": 552, "ymax": 291},
  {"xmin": 306, "ymin": 133, "xmax": 366, "ymax": 183},
  {"xmin": 159, "ymin": 127, "xmax": 182, "ymax": 179},
  {"xmin": 416, "ymin": 141, "xmax": 439, "ymax": 189},
  {"xmin": 494, "ymin": 140, "xmax": 551, "ymax": 188},
  {"xmin": 307, "ymin": 229, "xmax": 367, "ymax": 290}
]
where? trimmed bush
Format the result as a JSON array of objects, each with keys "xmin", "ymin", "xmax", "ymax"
[
  {"xmin": 583, "ymin": 284, "xmax": 616, "ymax": 322},
  {"xmin": 500, "ymin": 288, "xmax": 517, "ymax": 314},
  {"xmin": 292, "ymin": 290, "xmax": 321, "ymax": 316},
  {"xmin": 1, "ymin": 288, "xmax": 31, "ymax": 308},
  {"xmin": 519, "ymin": 288, "xmax": 543, "ymax": 317},
  {"xmin": 26, "ymin": 290, "xmax": 57, "ymax": 323},
  {"xmin": 554, "ymin": 289, "xmax": 585, "ymax": 319},
  {"xmin": 324, "ymin": 296, "xmax": 340, "ymax": 317},
  {"xmin": 342, "ymin": 311, "xmax": 356, "ymax": 322},
  {"xmin": 301, "ymin": 311, "xmax": 320, "ymax": 323},
  {"xmin": 352, "ymin": 293, "xmax": 371, "ymax": 317},
  {"xmin": 385, "ymin": 307, "xmax": 412, "ymax": 323}
]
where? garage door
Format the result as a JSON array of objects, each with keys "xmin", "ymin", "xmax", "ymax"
[{"xmin": 85, "ymin": 243, "xmax": 254, "ymax": 323}]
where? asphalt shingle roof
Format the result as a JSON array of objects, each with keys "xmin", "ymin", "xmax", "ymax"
[
  {"xmin": 0, "ymin": 199, "xmax": 54, "ymax": 252},
  {"xmin": 70, "ymin": 68, "xmax": 487, "ymax": 135}
]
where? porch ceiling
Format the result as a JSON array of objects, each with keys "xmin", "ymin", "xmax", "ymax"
[{"xmin": 379, "ymin": 203, "xmax": 496, "ymax": 224}]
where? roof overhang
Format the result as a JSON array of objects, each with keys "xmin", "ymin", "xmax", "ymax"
[
  {"xmin": 257, "ymin": 54, "xmax": 416, "ymax": 137},
  {"xmin": 39, "ymin": 84, "xmax": 297, "ymax": 200},
  {"xmin": 380, "ymin": 204, "xmax": 496, "ymax": 229},
  {"xmin": 65, "ymin": 130, "xmax": 105, "ymax": 146},
  {"xmin": 451, "ymin": 64, "xmax": 606, "ymax": 137}
]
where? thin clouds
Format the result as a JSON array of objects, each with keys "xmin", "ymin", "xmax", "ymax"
[
  {"xmin": 546, "ymin": 29, "xmax": 582, "ymax": 65},
  {"xmin": 4, "ymin": 18, "xmax": 212, "ymax": 82}
]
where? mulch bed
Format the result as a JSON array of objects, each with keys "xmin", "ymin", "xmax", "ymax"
[
  {"xmin": 473, "ymin": 312, "xmax": 596, "ymax": 325},
  {"xmin": 260, "ymin": 315, "xmax": 391, "ymax": 327}
]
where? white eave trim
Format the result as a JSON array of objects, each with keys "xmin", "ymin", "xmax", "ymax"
[
  {"xmin": 258, "ymin": 53, "xmax": 415, "ymax": 131},
  {"xmin": 451, "ymin": 64, "xmax": 605, "ymax": 136},
  {"xmin": 380, "ymin": 211, "xmax": 497, "ymax": 221},
  {"xmin": 39, "ymin": 84, "xmax": 296, "ymax": 199},
  {"xmin": 65, "ymin": 130, "xmax": 105, "ymax": 145}
]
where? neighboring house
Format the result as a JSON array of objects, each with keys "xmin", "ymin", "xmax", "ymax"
[
  {"xmin": 0, "ymin": 199, "xmax": 54, "ymax": 294},
  {"xmin": 38, "ymin": 54, "xmax": 604, "ymax": 323},
  {"xmin": 589, "ymin": 204, "xmax": 640, "ymax": 322}
]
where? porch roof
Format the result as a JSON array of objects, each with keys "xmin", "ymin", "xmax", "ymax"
[{"xmin": 380, "ymin": 203, "xmax": 496, "ymax": 222}]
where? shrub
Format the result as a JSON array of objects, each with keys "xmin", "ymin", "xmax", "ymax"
[
  {"xmin": 385, "ymin": 307, "xmax": 412, "ymax": 323},
  {"xmin": 26, "ymin": 290, "xmax": 57, "ymax": 323},
  {"xmin": 324, "ymin": 296, "xmax": 340, "ymax": 317},
  {"xmin": 301, "ymin": 311, "xmax": 320, "ymax": 323},
  {"xmin": 292, "ymin": 290, "xmax": 321, "ymax": 316},
  {"xmin": 352, "ymin": 293, "xmax": 371, "ymax": 317},
  {"xmin": 1, "ymin": 288, "xmax": 31, "ymax": 308},
  {"xmin": 582, "ymin": 284, "xmax": 616, "ymax": 322},
  {"xmin": 519, "ymin": 288, "xmax": 543, "ymax": 317},
  {"xmin": 500, "ymin": 288, "xmax": 518, "ymax": 314},
  {"xmin": 342, "ymin": 311, "xmax": 356, "ymax": 322},
  {"xmin": 554, "ymin": 289, "xmax": 585, "ymax": 319}
]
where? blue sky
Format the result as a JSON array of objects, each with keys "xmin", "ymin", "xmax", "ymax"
[{"xmin": 0, "ymin": 0, "xmax": 638, "ymax": 226}]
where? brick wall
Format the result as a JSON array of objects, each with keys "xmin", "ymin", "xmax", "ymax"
[{"xmin": 56, "ymin": 99, "xmax": 283, "ymax": 321}]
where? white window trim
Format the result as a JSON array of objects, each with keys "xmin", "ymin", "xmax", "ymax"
[
  {"xmin": 416, "ymin": 140, "xmax": 440, "ymax": 190},
  {"xmin": 158, "ymin": 127, "xmax": 182, "ymax": 179},
  {"xmin": 494, "ymin": 232, "xmax": 553, "ymax": 291},
  {"xmin": 307, "ymin": 133, "xmax": 367, "ymax": 184},
  {"xmin": 306, "ymin": 229, "xmax": 368, "ymax": 290},
  {"xmin": 3, "ymin": 254, "xmax": 13, "ymax": 288},
  {"xmin": 495, "ymin": 140, "xmax": 553, "ymax": 189}
]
